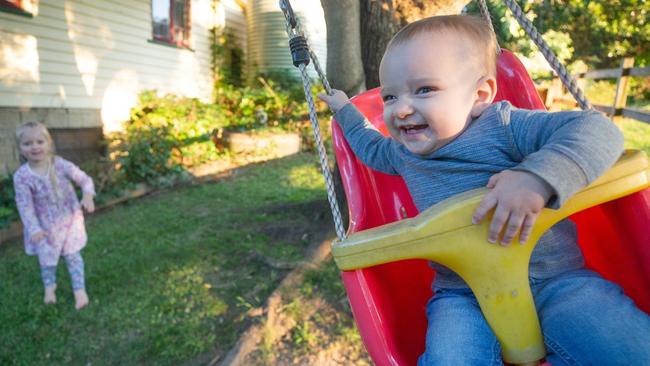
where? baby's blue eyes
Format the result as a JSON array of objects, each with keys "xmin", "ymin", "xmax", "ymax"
[
  {"xmin": 416, "ymin": 86, "xmax": 435, "ymax": 94},
  {"xmin": 382, "ymin": 87, "xmax": 436, "ymax": 102}
]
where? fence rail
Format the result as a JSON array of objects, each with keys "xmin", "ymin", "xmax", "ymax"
[{"xmin": 541, "ymin": 58, "xmax": 650, "ymax": 124}]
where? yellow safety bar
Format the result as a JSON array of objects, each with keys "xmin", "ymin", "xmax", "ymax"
[{"xmin": 332, "ymin": 150, "xmax": 650, "ymax": 364}]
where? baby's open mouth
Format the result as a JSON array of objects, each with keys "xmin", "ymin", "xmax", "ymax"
[{"xmin": 401, "ymin": 124, "xmax": 428, "ymax": 135}]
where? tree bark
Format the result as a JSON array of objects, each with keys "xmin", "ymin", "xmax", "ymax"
[
  {"xmin": 359, "ymin": 0, "xmax": 471, "ymax": 88},
  {"xmin": 321, "ymin": 0, "xmax": 366, "ymax": 96}
]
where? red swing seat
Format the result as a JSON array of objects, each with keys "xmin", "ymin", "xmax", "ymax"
[{"xmin": 331, "ymin": 49, "xmax": 650, "ymax": 366}]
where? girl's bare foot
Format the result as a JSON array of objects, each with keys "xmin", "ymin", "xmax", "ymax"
[
  {"xmin": 44, "ymin": 285, "xmax": 57, "ymax": 304},
  {"xmin": 74, "ymin": 289, "xmax": 89, "ymax": 310}
]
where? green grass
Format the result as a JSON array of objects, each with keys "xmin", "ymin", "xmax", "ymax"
[
  {"xmin": 619, "ymin": 117, "xmax": 650, "ymax": 156},
  {"xmin": 0, "ymin": 153, "xmax": 334, "ymax": 366}
]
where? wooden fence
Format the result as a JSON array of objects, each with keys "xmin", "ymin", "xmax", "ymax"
[{"xmin": 539, "ymin": 57, "xmax": 650, "ymax": 124}]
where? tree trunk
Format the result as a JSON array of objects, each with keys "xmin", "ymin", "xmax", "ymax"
[
  {"xmin": 321, "ymin": 0, "xmax": 366, "ymax": 96},
  {"xmin": 359, "ymin": 0, "xmax": 471, "ymax": 88}
]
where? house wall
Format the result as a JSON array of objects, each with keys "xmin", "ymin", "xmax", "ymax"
[
  {"xmin": 0, "ymin": 0, "xmax": 219, "ymax": 174},
  {"xmin": 246, "ymin": 0, "xmax": 327, "ymax": 83},
  {"xmin": 223, "ymin": 0, "xmax": 247, "ymax": 56}
]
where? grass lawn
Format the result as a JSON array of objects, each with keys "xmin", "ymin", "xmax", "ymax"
[
  {"xmin": 619, "ymin": 117, "xmax": 650, "ymax": 156},
  {"xmin": 0, "ymin": 153, "xmax": 362, "ymax": 366},
  {"xmin": 1, "ymin": 115, "xmax": 647, "ymax": 365}
]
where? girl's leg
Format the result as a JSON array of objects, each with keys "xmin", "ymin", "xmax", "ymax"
[
  {"xmin": 40, "ymin": 265, "xmax": 57, "ymax": 304},
  {"xmin": 534, "ymin": 269, "xmax": 650, "ymax": 366},
  {"xmin": 63, "ymin": 252, "xmax": 89, "ymax": 310},
  {"xmin": 418, "ymin": 287, "xmax": 503, "ymax": 366}
]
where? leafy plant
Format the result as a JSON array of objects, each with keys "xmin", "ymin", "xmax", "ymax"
[{"xmin": 0, "ymin": 176, "xmax": 17, "ymax": 229}]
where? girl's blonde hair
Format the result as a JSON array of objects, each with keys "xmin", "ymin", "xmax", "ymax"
[{"xmin": 16, "ymin": 122, "xmax": 62, "ymax": 202}]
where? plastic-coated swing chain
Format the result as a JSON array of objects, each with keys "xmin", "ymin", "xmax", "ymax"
[
  {"xmin": 279, "ymin": 0, "xmax": 346, "ymax": 241},
  {"xmin": 500, "ymin": 0, "xmax": 592, "ymax": 110}
]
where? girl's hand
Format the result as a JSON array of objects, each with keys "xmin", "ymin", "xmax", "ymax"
[
  {"xmin": 32, "ymin": 231, "xmax": 47, "ymax": 243},
  {"xmin": 472, "ymin": 170, "xmax": 553, "ymax": 245},
  {"xmin": 318, "ymin": 89, "xmax": 351, "ymax": 113},
  {"xmin": 81, "ymin": 193, "xmax": 95, "ymax": 213}
]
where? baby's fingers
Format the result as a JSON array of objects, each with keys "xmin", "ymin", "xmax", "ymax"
[
  {"xmin": 317, "ymin": 93, "xmax": 329, "ymax": 102},
  {"xmin": 519, "ymin": 213, "xmax": 538, "ymax": 244},
  {"xmin": 472, "ymin": 193, "xmax": 497, "ymax": 225},
  {"xmin": 501, "ymin": 211, "xmax": 526, "ymax": 245},
  {"xmin": 488, "ymin": 205, "xmax": 509, "ymax": 244}
]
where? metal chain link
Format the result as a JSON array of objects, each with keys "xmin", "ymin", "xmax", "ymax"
[
  {"xmin": 279, "ymin": 0, "xmax": 346, "ymax": 241},
  {"xmin": 502, "ymin": 0, "xmax": 591, "ymax": 110}
]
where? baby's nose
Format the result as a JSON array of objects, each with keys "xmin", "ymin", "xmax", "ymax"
[{"xmin": 394, "ymin": 100, "xmax": 414, "ymax": 119}]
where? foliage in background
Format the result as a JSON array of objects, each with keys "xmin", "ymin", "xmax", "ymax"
[
  {"xmin": 0, "ymin": 72, "xmax": 327, "ymax": 229},
  {"xmin": 0, "ymin": 175, "xmax": 18, "ymax": 228},
  {"xmin": 464, "ymin": 0, "xmax": 648, "ymax": 69},
  {"xmin": 112, "ymin": 74, "xmax": 320, "ymax": 187}
]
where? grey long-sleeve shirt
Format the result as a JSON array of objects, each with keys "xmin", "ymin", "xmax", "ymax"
[{"xmin": 335, "ymin": 101, "xmax": 624, "ymax": 288}]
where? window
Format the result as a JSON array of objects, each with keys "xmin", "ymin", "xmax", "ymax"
[
  {"xmin": 152, "ymin": 0, "xmax": 191, "ymax": 48},
  {"xmin": 0, "ymin": 0, "xmax": 36, "ymax": 15}
]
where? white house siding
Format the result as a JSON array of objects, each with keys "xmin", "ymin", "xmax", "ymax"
[
  {"xmin": 0, "ymin": 0, "xmax": 220, "ymax": 173},
  {"xmin": 222, "ymin": 0, "xmax": 246, "ymax": 57},
  {"xmin": 0, "ymin": 0, "xmax": 216, "ymax": 131}
]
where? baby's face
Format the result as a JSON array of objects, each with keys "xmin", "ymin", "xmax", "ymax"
[{"xmin": 380, "ymin": 32, "xmax": 483, "ymax": 155}]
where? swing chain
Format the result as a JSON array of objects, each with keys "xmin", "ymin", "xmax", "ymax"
[
  {"xmin": 477, "ymin": 0, "xmax": 501, "ymax": 54},
  {"xmin": 500, "ymin": 0, "xmax": 592, "ymax": 110},
  {"xmin": 279, "ymin": 0, "xmax": 346, "ymax": 241}
]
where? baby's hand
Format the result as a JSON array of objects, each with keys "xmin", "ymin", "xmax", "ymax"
[
  {"xmin": 32, "ymin": 231, "xmax": 47, "ymax": 243},
  {"xmin": 472, "ymin": 170, "xmax": 553, "ymax": 245},
  {"xmin": 318, "ymin": 89, "xmax": 351, "ymax": 113},
  {"xmin": 81, "ymin": 193, "xmax": 95, "ymax": 213}
]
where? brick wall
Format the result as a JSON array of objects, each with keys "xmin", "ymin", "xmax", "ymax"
[{"xmin": 0, "ymin": 107, "xmax": 103, "ymax": 175}]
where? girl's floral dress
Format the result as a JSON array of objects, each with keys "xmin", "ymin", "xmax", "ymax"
[{"xmin": 13, "ymin": 156, "xmax": 95, "ymax": 266}]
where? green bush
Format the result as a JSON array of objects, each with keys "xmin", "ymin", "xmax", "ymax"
[
  {"xmin": 0, "ymin": 78, "xmax": 325, "ymax": 228},
  {"xmin": 0, "ymin": 176, "xmax": 17, "ymax": 228},
  {"xmin": 112, "ymin": 77, "xmax": 319, "ymax": 186}
]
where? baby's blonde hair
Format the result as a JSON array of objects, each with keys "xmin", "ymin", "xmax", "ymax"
[
  {"xmin": 16, "ymin": 121, "xmax": 62, "ymax": 201},
  {"xmin": 386, "ymin": 15, "xmax": 498, "ymax": 78}
]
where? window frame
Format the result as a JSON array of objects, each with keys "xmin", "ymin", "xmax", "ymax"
[
  {"xmin": 151, "ymin": 0, "xmax": 191, "ymax": 49},
  {"xmin": 0, "ymin": 0, "xmax": 33, "ymax": 17}
]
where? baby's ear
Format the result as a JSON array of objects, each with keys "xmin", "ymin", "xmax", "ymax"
[{"xmin": 470, "ymin": 76, "xmax": 497, "ymax": 118}]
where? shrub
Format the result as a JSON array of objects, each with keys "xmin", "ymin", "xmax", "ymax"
[{"xmin": 0, "ymin": 176, "xmax": 17, "ymax": 228}]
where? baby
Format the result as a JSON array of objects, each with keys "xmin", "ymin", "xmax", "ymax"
[{"xmin": 320, "ymin": 15, "xmax": 650, "ymax": 365}]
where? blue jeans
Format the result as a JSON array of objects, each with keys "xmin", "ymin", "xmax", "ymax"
[{"xmin": 417, "ymin": 269, "xmax": 650, "ymax": 366}]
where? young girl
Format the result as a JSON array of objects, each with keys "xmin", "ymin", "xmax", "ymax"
[{"xmin": 13, "ymin": 121, "xmax": 95, "ymax": 310}]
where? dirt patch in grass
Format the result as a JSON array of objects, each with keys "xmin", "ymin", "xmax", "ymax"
[{"xmin": 256, "ymin": 200, "xmax": 332, "ymax": 244}]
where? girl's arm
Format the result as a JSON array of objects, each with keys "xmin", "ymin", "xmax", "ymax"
[
  {"xmin": 59, "ymin": 157, "xmax": 96, "ymax": 212},
  {"xmin": 13, "ymin": 174, "xmax": 46, "ymax": 239},
  {"xmin": 59, "ymin": 157, "xmax": 96, "ymax": 196}
]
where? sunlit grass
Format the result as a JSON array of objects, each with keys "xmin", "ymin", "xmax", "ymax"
[{"xmin": 619, "ymin": 117, "xmax": 650, "ymax": 156}]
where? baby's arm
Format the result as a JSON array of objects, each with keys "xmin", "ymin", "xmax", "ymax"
[
  {"xmin": 474, "ymin": 106, "xmax": 624, "ymax": 245},
  {"xmin": 13, "ymin": 175, "xmax": 47, "ymax": 242},
  {"xmin": 319, "ymin": 89, "xmax": 400, "ymax": 175},
  {"xmin": 60, "ymin": 158, "xmax": 96, "ymax": 213}
]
